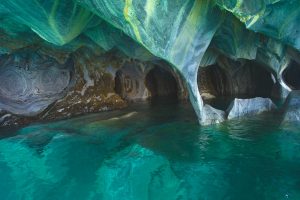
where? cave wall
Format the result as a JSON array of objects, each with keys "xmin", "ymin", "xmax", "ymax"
[
  {"xmin": 0, "ymin": 51, "xmax": 73, "ymax": 116},
  {"xmin": 114, "ymin": 61, "xmax": 151, "ymax": 101},
  {"xmin": 0, "ymin": 48, "xmax": 126, "ymax": 126},
  {"xmin": 282, "ymin": 61, "xmax": 300, "ymax": 90},
  {"xmin": 0, "ymin": 47, "xmax": 188, "ymax": 127},
  {"xmin": 0, "ymin": 1, "xmax": 299, "ymax": 125},
  {"xmin": 198, "ymin": 58, "xmax": 275, "ymax": 101}
]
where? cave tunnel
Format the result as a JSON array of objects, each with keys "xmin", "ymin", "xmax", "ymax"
[
  {"xmin": 282, "ymin": 60, "xmax": 300, "ymax": 90},
  {"xmin": 145, "ymin": 66, "xmax": 179, "ymax": 102},
  {"xmin": 198, "ymin": 60, "xmax": 275, "ymax": 110},
  {"xmin": 114, "ymin": 62, "xmax": 180, "ymax": 103}
]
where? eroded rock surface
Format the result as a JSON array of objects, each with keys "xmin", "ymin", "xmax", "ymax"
[
  {"xmin": 282, "ymin": 91, "xmax": 300, "ymax": 123},
  {"xmin": 0, "ymin": 50, "xmax": 128, "ymax": 126},
  {"xmin": 0, "ymin": 51, "xmax": 74, "ymax": 116},
  {"xmin": 201, "ymin": 105, "xmax": 225, "ymax": 125},
  {"xmin": 198, "ymin": 59, "xmax": 275, "ymax": 102},
  {"xmin": 0, "ymin": 48, "xmax": 188, "ymax": 127},
  {"xmin": 227, "ymin": 98, "xmax": 276, "ymax": 120},
  {"xmin": 0, "ymin": 1, "xmax": 299, "ymax": 126},
  {"xmin": 42, "ymin": 49, "xmax": 128, "ymax": 121}
]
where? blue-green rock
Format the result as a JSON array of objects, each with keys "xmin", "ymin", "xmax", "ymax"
[{"xmin": 0, "ymin": 0, "xmax": 299, "ymax": 124}]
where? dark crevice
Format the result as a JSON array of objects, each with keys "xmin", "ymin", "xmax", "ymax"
[
  {"xmin": 198, "ymin": 60, "xmax": 275, "ymax": 110},
  {"xmin": 114, "ymin": 70, "xmax": 124, "ymax": 98},
  {"xmin": 145, "ymin": 66, "xmax": 178, "ymax": 102},
  {"xmin": 283, "ymin": 60, "xmax": 300, "ymax": 90}
]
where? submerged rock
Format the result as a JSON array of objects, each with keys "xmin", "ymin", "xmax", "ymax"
[
  {"xmin": 227, "ymin": 98, "xmax": 276, "ymax": 120},
  {"xmin": 282, "ymin": 91, "xmax": 300, "ymax": 123},
  {"xmin": 94, "ymin": 144, "xmax": 186, "ymax": 200}
]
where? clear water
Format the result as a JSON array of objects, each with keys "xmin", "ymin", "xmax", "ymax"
[{"xmin": 0, "ymin": 102, "xmax": 299, "ymax": 200}]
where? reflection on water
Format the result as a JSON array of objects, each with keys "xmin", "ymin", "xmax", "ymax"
[{"xmin": 0, "ymin": 102, "xmax": 299, "ymax": 200}]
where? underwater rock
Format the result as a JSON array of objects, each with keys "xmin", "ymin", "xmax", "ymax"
[
  {"xmin": 282, "ymin": 91, "xmax": 300, "ymax": 123},
  {"xmin": 227, "ymin": 98, "xmax": 276, "ymax": 120},
  {"xmin": 94, "ymin": 144, "xmax": 186, "ymax": 200}
]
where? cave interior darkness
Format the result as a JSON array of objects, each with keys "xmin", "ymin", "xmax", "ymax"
[
  {"xmin": 283, "ymin": 60, "xmax": 300, "ymax": 90},
  {"xmin": 198, "ymin": 60, "xmax": 275, "ymax": 110},
  {"xmin": 114, "ymin": 64, "xmax": 180, "ymax": 104},
  {"xmin": 114, "ymin": 58, "xmax": 278, "ymax": 110},
  {"xmin": 145, "ymin": 66, "xmax": 179, "ymax": 101}
]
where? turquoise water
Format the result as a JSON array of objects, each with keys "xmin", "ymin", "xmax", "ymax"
[{"xmin": 0, "ymin": 102, "xmax": 300, "ymax": 200}]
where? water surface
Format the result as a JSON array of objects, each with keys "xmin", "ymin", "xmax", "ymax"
[{"xmin": 0, "ymin": 102, "xmax": 299, "ymax": 200}]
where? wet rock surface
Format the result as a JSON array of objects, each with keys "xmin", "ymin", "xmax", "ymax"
[
  {"xmin": 0, "ymin": 49, "xmax": 127, "ymax": 126},
  {"xmin": 227, "ymin": 98, "xmax": 276, "ymax": 120},
  {"xmin": 0, "ymin": 0, "xmax": 300, "ymax": 126},
  {"xmin": 0, "ymin": 46, "xmax": 297, "ymax": 128},
  {"xmin": 114, "ymin": 61, "xmax": 152, "ymax": 101},
  {"xmin": 42, "ymin": 49, "xmax": 128, "ymax": 121},
  {"xmin": 201, "ymin": 105, "xmax": 225, "ymax": 125},
  {"xmin": 282, "ymin": 91, "xmax": 300, "ymax": 123},
  {"xmin": 0, "ymin": 48, "xmax": 188, "ymax": 127},
  {"xmin": 0, "ymin": 51, "xmax": 74, "ymax": 116}
]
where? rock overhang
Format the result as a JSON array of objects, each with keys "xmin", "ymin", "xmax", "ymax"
[{"xmin": 0, "ymin": 0, "xmax": 299, "ymax": 125}]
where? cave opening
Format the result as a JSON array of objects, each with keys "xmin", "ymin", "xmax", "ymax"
[
  {"xmin": 282, "ymin": 60, "xmax": 300, "ymax": 90},
  {"xmin": 114, "ymin": 70, "xmax": 124, "ymax": 99},
  {"xmin": 145, "ymin": 66, "xmax": 179, "ymax": 103},
  {"xmin": 198, "ymin": 60, "xmax": 275, "ymax": 110}
]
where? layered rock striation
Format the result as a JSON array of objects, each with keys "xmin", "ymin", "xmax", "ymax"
[{"xmin": 0, "ymin": 0, "xmax": 300, "ymax": 126}]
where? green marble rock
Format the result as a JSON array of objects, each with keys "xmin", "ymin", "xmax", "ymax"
[{"xmin": 0, "ymin": 0, "xmax": 299, "ymax": 124}]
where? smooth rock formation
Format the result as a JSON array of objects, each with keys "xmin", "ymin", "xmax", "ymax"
[
  {"xmin": 114, "ymin": 61, "xmax": 152, "ymax": 101},
  {"xmin": 0, "ymin": 47, "xmax": 189, "ymax": 127},
  {"xmin": 201, "ymin": 105, "xmax": 225, "ymax": 125},
  {"xmin": 42, "ymin": 49, "xmax": 128, "ymax": 121},
  {"xmin": 0, "ymin": 1, "xmax": 299, "ymax": 125},
  {"xmin": 227, "ymin": 98, "xmax": 276, "ymax": 120},
  {"xmin": 282, "ymin": 91, "xmax": 300, "ymax": 123},
  {"xmin": 216, "ymin": 0, "xmax": 300, "ymax": 51},
  {"xmin": 0, "ymin": 50, "xmax": 74, "ymax": 116}
]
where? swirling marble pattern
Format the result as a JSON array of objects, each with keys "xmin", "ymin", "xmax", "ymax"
[
  {"xmin": 0, "ymin": 0, "xmax": 98, "ymax": 45},
  {"xmin": 0, "ymin": 0, "xmax": 299, "ymax": 124},
  {"xmin": 0, "ymin": 51, "xmax": 73, "ymax": 116},
  {"xmin": 216, "ymin": 0, "xmax": 300, "ymax": 51}
]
